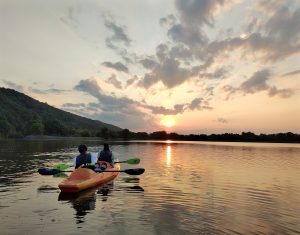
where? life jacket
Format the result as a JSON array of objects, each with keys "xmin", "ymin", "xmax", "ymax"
[
  {"xmin": 75, "ymin": 153, "xmax": 92, "ymax": 169},
  {"xmin": 98, "ymin": 150, "xmax": 112, "ymax": 163}
]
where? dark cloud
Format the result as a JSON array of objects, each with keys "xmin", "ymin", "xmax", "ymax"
[
  {"xmin": 167, "ymin": 24, "xmax": 208, "ymax": 48},
  {"xmin": 281, "ymin": 69, "xmax": 300, "ymax": 77},
  {"xmin": 204, "ymin": 3, "xmax": 300, "ymax": 62},
  {"xmin": 104, "ymin": 19, "xmax": 131, "ymax": 45},
  {"xmin": 142, "ymin": 97, "xmax": 212, "ymax": 115},
  {"xmin": 139, "ymin": 57, "xmax": 198, "ymax": 89},
  {"xmin": 189, "ymin": 97, "xmax": 212, "ymax": 110},
  {"xmin": 142, "ymin": 103, "xmax": 186, "ymax": 115},
  {"xmin": 159, "ymin": 14, "xmax": 177, "ymax": 27},
  {"xmin": 28, "ymin": 87, "xmax": 67, "ymax": 94},
  {"xmin": 102, "ymin": 61, "xmax": 129, "ymax": 73},
  {"xmin": 62, "ymin": 103, "xmax": 87, "ymax": 108},
  {"xmin": 199, "ymin": 66, "xmax": 231, "ymax": 80},
  {"xmin": 73, "ymin": 78, "xmax": 156, "ymax": 129},
  {"xmin": 139, "ymin": 58, "xmax": 158, "ymax": 70},
  {"xmin": 268, "ymin": 86, "xmax": 294, "ymax": 98},
  {"xmin": 215, "ymin": 118, "xmax": 228, "ymax": 123},
  {"xmin": 175, "ymin": 0, "xmax": 234, "ymax": 27},
  {"xmin": 106, "ymin": 74, "xmax": 123, "ymax": 89},
  {"xmin": 223, "ymin": 69, "xmax": 294, "ymax": 99},
  {"xmin": 169, "ymin": 45, "xmax": 193, "ymax": 61},
  {"xmin": 74, "ymin": 78, "xmax": 101, "ymax": 98},
  {"xmin": 2, "ymin": 80, "xmax": 24, "ymax": 92},
  {"xmin": 240, "ymin": 69, "xmax": 270, "ymax": 94},
  {"xmin": 73, "ymin": 79, "xmax": 212, "ymax": 128},
  {"xmin": 126, "ymin": 75, "xmax": 139, "ymax": 87}
]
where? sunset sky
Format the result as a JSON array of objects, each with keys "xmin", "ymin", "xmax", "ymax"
[{"xmin": 1, "ymin": 0, "xmax": 299, "ymax": 134}]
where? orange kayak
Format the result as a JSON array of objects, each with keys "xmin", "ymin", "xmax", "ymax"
[{"xmin": 58, "ymin": 161, "xmax": 120, "ymax": 193}]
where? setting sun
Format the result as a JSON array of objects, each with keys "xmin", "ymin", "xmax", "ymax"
[{"xmin": 160, "ymin": 117, "xmax": 176, "ymax": 128}]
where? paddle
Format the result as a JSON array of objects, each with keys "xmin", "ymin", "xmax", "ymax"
[
  {"xmin": 38, "ymin": 167, "xmax": 145, "ymax": 176},
  {"xmin": 53, "ymin": 158, "xmax": 140, "ymax": 171},
  {"xmin": 115, "ymin": 158, "xmax": 140, "ymax": 164}
]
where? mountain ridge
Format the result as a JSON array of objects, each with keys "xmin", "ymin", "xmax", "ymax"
[{"xmin": 0, "ymin": 87, "xmax": 122, "ymax": 138}]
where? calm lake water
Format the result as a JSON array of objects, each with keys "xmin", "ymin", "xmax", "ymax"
[{"xmin": 0, "ymin": 139, "xmax": 300, "ymax": 235}]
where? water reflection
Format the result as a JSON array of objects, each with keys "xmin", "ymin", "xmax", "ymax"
[
  {"xmin": 1, "ymin": 139, "xmax": 300, "ymax": 235},
  {"xmin": 166, "ymin": 145, "xmax": 171, "ymax": 166},
  {"xmin": 58, "ymin": 182, "xmax": 144, "ymax": 225}
]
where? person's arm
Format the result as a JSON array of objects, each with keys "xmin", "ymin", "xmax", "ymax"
[
  {"xmin": 72, "ymin": 157, "xmax": 77, "ymax": 168},
  {"xmin": 111, "ymin": 152, "xmax": 115, "ymax": 166},
  {"xmin": 91, "ymin": 152, "xmax": 98, "ymax": 163}
]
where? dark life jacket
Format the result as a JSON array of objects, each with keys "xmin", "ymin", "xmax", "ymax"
[
  {"xmin": 75, "ymin": 153, "xmax": 92, "ymax": 169},
  {"xmin": 98, "ymin": 150, "xmax": 112, "ymax": 163}
]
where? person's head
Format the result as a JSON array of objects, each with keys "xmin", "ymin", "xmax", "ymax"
[
  {"xmin": 103, "ymin": 143, "xmax": 109, "ymax": 151},
  {"xmin": 78, "ymin": 144, "xmax": 87, "ymax": 153}
]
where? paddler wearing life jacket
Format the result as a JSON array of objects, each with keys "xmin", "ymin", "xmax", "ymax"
[
  {"xmin": 97, "ymin": 143, "xmax": 115, "ymax": 167},
  {"xmin": 72, "ymin": 144, "xmax": 97, "ymax": 169}
]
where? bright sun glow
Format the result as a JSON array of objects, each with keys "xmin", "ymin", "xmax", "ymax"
[{"xmin": 160, "ymin": 117, "xmax": 176, "ymax": 127}]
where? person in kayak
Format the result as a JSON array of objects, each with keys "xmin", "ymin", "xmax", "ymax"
[
  {"xmin": 97, "ymin": 143, "xmax": 115, "ymax": 168},
  {"xmin": 73, "ymin": 144, "xmax": 97, "ymax": 169}
]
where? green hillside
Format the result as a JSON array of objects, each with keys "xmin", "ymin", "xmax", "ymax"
[{"xmin": 0, "ymin": 87, "xmax": 122, "ymax": 138}]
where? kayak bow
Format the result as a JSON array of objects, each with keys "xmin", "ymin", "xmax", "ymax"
[{"xmin": 58, "ymin": 161, "xmax": 120, "ymax": 193}]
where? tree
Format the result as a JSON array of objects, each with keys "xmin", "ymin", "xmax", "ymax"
[
  {"xmin": 25, "ymin": 119, "xmax": 44, "ymax": 135},
  {"xmin": 121, "ymin": 129, "xmax": 131, "ymax": 139},
  {"xmin": 0, "ymin": 119, "xmax": 10, "ymax": 137},
  {"xmin": 100, "ymin": 127, "xmax": 109, "ymax": 139},
  {"xmin": 80, "ymin": 130, "xmax": 90, "ymax": 137}
]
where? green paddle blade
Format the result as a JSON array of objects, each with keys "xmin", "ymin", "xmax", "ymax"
[
  {"xmin": 53, "ymin": 172, "xmax": 68, "ymax": 178},
  {"xmin": 125, "ymin": 158, "xmax": 140, "ymax": 164},
  {"xmin": 53, "ymin": 163, "xmax": 70, "ymax": 171}
]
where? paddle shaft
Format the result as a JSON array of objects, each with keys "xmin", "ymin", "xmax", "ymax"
[{"xmin": 38, "ymin": 167, "xmax": 145, "ymax": 175}]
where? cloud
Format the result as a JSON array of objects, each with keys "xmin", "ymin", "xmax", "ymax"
[
  {"xmin": 139, "ymin": 57, "xmax": 198, "ymax": 89},
  {"xmin": 169, "ymin": 45, "xmax": 193, "ymax": 61},
  {"xmin": 268, "ymin": 86, "xmax": 294, "ymax": 98},
  {"xmin": 73, "ymin": 79, "xmax": 213, "ymax": 129},
  {"xmin": 240, "ymin": 69, "xmax": 270, "ymax": 94},
  {"xmin": 205, "ymin": 3, "xmax": 300, "ymax": 62},
  {"xmin": 223, "ymin": 69, "xmax": 294, "ymax": 99},
  {"xmin": 72, "ymin": 78, "xmax": 156, "ymax": 129},
  {"xmin": 74, "ymin": 78, "xmax": 101, "ymax": 98},
  {"xmin": 2, "ymin": 80, "xmax": 68, "ymax": 95},
  {"xmin": 106, "ymin": 74, "xmax": 123, "ymax": 89},
  {"xmin": 142, "ymin": 103, "xmax": 186, "ymax": 115},
  {"xmin": 1, "ymin": 80, "xmax": 24, "ymax": 92},
  {"xmin": 62, "ymin": 103, "xmax": 87, "ymax": 108},
  {"xmin": 104, "ymin": 18, "xmax": 131, "ymax": 46},
  {"xmin": 175, "ymin": 0, "xmax": 237, "ymax": 27},
  {"xmin": 139, "ymin": 58, "xmax": 158, "ymax": 70},
  {"xmin": 102, "ymin": 61, "xmax": 129, "ymax": 73},
  {"xmin": 281, "ymin": 69, "xmax": 300, "ymax": 77},
  {"xmin": 28, "ymin": 87, "xmax": 67, "ymax": 94},
  {"xmin": 126, "ymin": 75, "xmax": 139, "ymax": 87},
  {"xmin": 215, "ymin": 118, "xmax": 228, "ymax": 123},
  {"xmin": 199, "ymin": 66, "xmax": 231, "ymax": 80},
  {"xmin": 159, "ymin": 14, "xmax": 177, "ymax": 27},
  {"xmin": 142, "ymin": 96, "xmax": 212, "ymax": 115},
  {"xmin": 188, "ymin": 97, "xmax": 212, "ymax": 110},
  {"xmin": 167, "ymin": 24, "xmax": 208, "ymax": 48}
]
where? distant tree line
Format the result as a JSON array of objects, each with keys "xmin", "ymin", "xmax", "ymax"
[
  {"xmin": 1, "ymin": 118, "xmax": 299, "ymax": 143},
  {"xmin": 121, "ymin": 130, "xmax": 300, "ymax": 143}
]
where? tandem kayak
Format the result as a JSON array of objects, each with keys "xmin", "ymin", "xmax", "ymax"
[{"xmin": 58, "ymin": 161, "xmax": 120, "ymax": 193}]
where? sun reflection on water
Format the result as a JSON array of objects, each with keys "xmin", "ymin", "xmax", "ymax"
[{"xmin": 166, "ymin": 145, "xmax": 171, "ymax": 166}]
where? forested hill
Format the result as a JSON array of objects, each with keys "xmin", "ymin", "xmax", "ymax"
[{"xmin": 0, "ymin": 87, "xmax": 122, "ymax": 138}]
